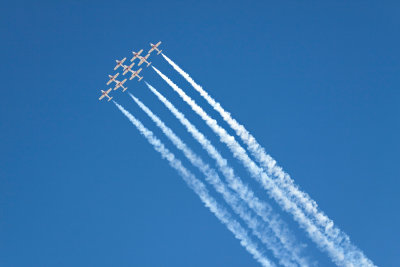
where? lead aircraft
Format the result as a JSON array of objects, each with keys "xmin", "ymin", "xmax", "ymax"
[
  {"xmin": 131, "ymin": 49, "xmax": 144, "ymax": 62},
  {"xmin": 112, "ymin": 78, "xmax": 128, "ymax": 92},
  {"xmin": 122, "ymin": 63, "xmax": 136, "ymax": 75},
  {"xmin": 126, "ymin": 68, "xmax": 143, "ymax": 81},
  {"xmin": 138, "ymin": 53, "xmax": 151, "ymax": 67}
]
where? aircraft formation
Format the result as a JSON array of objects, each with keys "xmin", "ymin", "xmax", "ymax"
[{"xmin": 99, "ymin": 41, "xmax": 162, "ymax": 101}]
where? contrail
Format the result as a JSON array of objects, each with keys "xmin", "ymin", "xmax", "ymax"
[
  {"xmin": 114, "ymin": 101, "xmax": 274, "ymax": 267},
  {"xmin": 144, "ymin": 83, "xmax": 310, "ymax": 266},
  {"xmin": 151, "ymin": 66, "xmax": 361, "ymax": 267},
  {"xmin": 159, "ymin": 54, "xmax": 376, "ymax": 267},
  {"xmin": 129, "ymin": 93, "xmax": 301, "ymax": 267}
]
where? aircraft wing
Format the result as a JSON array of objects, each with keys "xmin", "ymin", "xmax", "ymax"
[
  {"xmin": 140, "ymin": 58, "xmax": 146, "ymax": 66},
  {"xmin": 127, "ymin": 62, "xmax": 135, "ymax": 70}
]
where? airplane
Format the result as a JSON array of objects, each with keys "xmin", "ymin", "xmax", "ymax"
[
  {"xmin": 99, "ymin": 88, "xmax": 113, "ymax": 101},
  {"xmin": 131, "ymin": 49, "xmax": 143, "ymax": 62},
  {"xmin": 122, "ymin": 62, "xmax": 136, "ymax": 75},
  {"xmin": 137, "ymin": 53, "xmax": 151, "ymax": 67},
  {"xmin": 114, "ymin": 57, "xmax": 127, "ymax": 70},
  {"xmin": 148, "ymin": 41, "xmax": 162, "ymax": 55},
  {"xmin": 106, "ymin": 73, "xmax": 119, "ymax": 85},
  {"xmin": 127, "ymin": 68, "xmax": 143, "ymax": 81},
  {"xmin": 112, "ymin": 78, "xmax": 128, "ymax": 92}
]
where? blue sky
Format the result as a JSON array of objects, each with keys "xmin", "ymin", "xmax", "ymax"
[{"xmin": 1, "ymin": 1, "xmax": 399, "ymax": 266}]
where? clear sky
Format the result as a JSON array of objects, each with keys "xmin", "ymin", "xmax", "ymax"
[{"xmin": 1, "ymin": 1, "xmax": 399, "ymax": 266}]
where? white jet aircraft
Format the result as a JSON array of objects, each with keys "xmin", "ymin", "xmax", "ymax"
[
  {"xmin": 127, "ymin": 68, "xmax": 143, "ymax": 81},
  {"xmin": 122, "ymin": 63, "xmax": 136, "ymax": 75},
  {"xmin": 99, "ymin": 88, "xmax": 113, "ymax": 101},
  {"xmin": 137, "ymin": 53, "xmax": 151, "ymax": 67},
  {"xmin": 114, "ymin": 57, "xmax": 127, "ymax": 70},
  {"xmin": 112, "ymin": 78, "xmax": 128, "ymax": 92},
  {"xmin": 106, "ymin": 73, "xmax": 119, "ymax": 85},
  {"xmin": 148, "ymin": 41, "xmax": 162, "ymax": 55},
  {"xmin": 131, "ymin": 49, "xmax": 144, "ymax": 62}
]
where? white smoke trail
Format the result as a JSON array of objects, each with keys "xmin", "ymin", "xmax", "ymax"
[
  {"xmin": 129, "ymin": 93, "xmax": 300, "ymax": 267},
  {"xmin": 144, "ymin": 83, "xmax": 310, "ymax": 266},
  {"xmin": 151, "ymin": 66, "xmax": 362, "ymax": 266},
  {"xmin": 114, "ymin": 101, "xmax": 274, "ymax": 267},
  {"xmin": 160, "ymin": 54, "xmax": 376, "ymax": 267}
]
